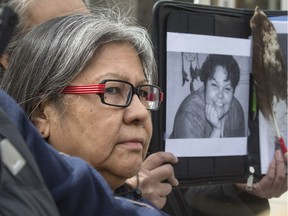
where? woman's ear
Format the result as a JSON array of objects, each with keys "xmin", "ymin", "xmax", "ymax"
[
  {"xmin": 0, "ymin": 53, "xmax": 10, "ymax": 69},
  {"xmin": 31, "ymin": 104, "xmax": 51, "ymax": 139}
]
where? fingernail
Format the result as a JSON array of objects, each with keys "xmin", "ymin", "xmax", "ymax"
[{"xmin": 175, "ymin": 179, "xmax": 179, "ymax": 186}]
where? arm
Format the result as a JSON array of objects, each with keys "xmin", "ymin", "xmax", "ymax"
[
  {"xmin": 127, "ymin": 151, "xmax": 179, "ymax": 209},
  {"xmin": 171, "ymin": 109, "xmax": 207, "ymax": 138},
  {"xmin": 205, "ymin": 103, "xmax": 222, "ymax": 138},
  {"xmin": 170, "ymin": 90, "xmax": 210, "ymax": 138}
]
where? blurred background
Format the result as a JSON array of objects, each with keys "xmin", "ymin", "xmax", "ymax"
[
  {"xmin": 88, "ymin": 0, "xmax": 287, "ymax": 30},
  {"xmin": 88, "ymin": 1, "xmax": 287, "ymax": 215}
]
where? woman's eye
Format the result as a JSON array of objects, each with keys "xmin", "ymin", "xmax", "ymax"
[
  {"xmin": 139, "ymin": 89, "xmax": 148, "ymax": 98},
  {"xmin": 105, "ymin": 87, "xmax": 121, "ymax": 94},
  {"xmin": 225, "ymin": 86, "xmax": 232, "ymax": 92},
  {"xmin": 211, "ymin": 83, "xmax": 218, "ymax": 88}
]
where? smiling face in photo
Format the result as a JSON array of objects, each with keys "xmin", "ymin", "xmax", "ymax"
[{"xmin": 205, "ymin": 65, "xmax": 234, "ymax": 120}]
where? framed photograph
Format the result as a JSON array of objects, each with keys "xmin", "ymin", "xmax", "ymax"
[{"xmin": 151, "ymin": 0, "xmax": 287, "ymax": 186}]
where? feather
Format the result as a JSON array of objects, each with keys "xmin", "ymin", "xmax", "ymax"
[{"xmin": 250, "ymin": 7, "xmax": 287, "ymax": 153}]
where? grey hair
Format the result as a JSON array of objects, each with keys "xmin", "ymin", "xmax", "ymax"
[
  {"xmin": 0, "ymin": 0, "xmax": 33, "ymax": 80},
  {"xmin": 1, "ymin": 0, "xmax": 33, "ymax": 31},
  {"xmin": 1, "ymin": 0, "xmax": 89, "ymax": 57},
  {"xmin": 1, "ymin": 8, "xmax": 157, "ymax": 117}
]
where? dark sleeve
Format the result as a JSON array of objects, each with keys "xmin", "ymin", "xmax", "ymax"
[
  {"xmin": 0, "ymin": 90, "xmax": 167, "ymax": 216},
  {"xmin": 171, "ymin": 110, "xmax": 202, "ymax": 138},
  {"xmin": 170, "ymin": 101, "xmax": 208, "ymax": 138},
  {"xmin": 0, "ymin": 109, "xmax": 60, "ymax": 216}
]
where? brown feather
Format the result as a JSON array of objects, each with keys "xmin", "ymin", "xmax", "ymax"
[
  {"xmin": 250, "ymin": 7, "xmax": 287, "ymax": 155},
  {"xmin": 250, "ymin": 6, "xmax": 287, "ymax": 120}
]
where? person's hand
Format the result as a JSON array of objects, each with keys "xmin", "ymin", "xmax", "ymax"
[
  {"xmin": 205, "ymin": 103, "xmax": 222, "ymax": 137},
  {"xmin": 205, "ymin": 103, "xmax": 221, "ymax": 129},
  {"xmin": 126, "ymin": 151, "xmax": 179, "ymax": 209},
  {"xmin": 205, "ymin": 103, "xmax": 221, "ymax": 128},
  {"xmin": 236, "ymin": 150, "xmax": 287, "ymax": 198}
]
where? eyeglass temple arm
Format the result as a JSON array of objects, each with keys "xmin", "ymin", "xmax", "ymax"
[
  {"xmin": 62, "ymin": 84, "xmax": 164, "ymax": 102},
  {"xmin": 61, "ymin": 84, "xmax": 106, "ymax": 94},
  {"xmin": 146, "ymin": 92, "xmax": 164, "ymax": 102},
  {"xmin": 160, "ymin": 92, "xmax": 164, "ymax": 102}
]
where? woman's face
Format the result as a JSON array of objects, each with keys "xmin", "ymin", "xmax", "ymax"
[
  {"xmin": 41, "ymin": 42, "xmax": 152, "ymax": 189},
  {"xmin": 205, "ymin": 66, "xmax": 234, "ymax": 120}
]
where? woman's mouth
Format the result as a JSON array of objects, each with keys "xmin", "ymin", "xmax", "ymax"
[
  {"xmin": 214, "ymin": 102, "xmax": 224, "ymax": 109},
  {"xmin": 118, "ymin": 140, "xmax": 144, "ymax": 151}
]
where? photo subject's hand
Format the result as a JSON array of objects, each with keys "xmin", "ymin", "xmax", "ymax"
[
  {"xmin": 205, "ymin": 103, "xmax": 222, "ymax": 138},
  {"xmin": 236, "ymin": 149, "xmax": 287, "ymax": 199},
  {"xmin": 205, "ymin": 103, "xmax": 221, "ymax": 129},
  {"xmin": 127, "ymin": 151, "xmax": 179, "ymax": 209}
]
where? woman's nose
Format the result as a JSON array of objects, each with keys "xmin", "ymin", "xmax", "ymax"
[
  {"xmin": 217, "ymin": 89, "xmax": 224, "ymax": 99},
  {"xmin": 124, "ymin": 94, "xmax": 150, "ymax": 122},
  {"xmin": 130, "ymin": 94, "xmax": 148, "ymax": 111}
]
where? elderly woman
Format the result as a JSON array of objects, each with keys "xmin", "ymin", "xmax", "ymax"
[
  {"xmin": 170, "ymin": 54, "xmax": 245, "ymax": 138},
  {"xmin": 1, "ymin": 9, "xmax": 164, "ymax": 201},
  {"xmin": 0, "ymin": 0, "xmax": 178, "ymax": 209}
]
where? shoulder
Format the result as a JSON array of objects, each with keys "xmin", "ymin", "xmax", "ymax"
[
  {"xmin": 230, "ymin": 97, "xmax": 244, "ymax": 113},
  {"xmin": 178, "ymin": 87, "xmax": 205, "ymax": 112}
]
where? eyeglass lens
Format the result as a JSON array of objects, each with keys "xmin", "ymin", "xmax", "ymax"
[{"xmin": 103, "ymin": 80, "xmax": 160, "ymax": 110}]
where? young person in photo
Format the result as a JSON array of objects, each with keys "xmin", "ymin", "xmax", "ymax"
[
  {"xmin": 165, "ymin": 54, "xmax": 287, "ymax": 216},
  {"xmin": 170, "ymin": 54, "xmax": 245, "ymax": 139}
]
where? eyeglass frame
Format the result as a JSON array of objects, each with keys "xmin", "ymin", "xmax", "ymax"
[{"xmin": 60, "ymin": 79, "xmax": 164, "ymax": 111}]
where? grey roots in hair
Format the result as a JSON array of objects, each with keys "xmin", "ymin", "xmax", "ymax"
[
  {"xmin": 1, "ymin": 0, "xmax": 89, "ymax": 55},
  {"xmin": 1, "ymin": 9, "xmax": 157, "ymax": 118}
]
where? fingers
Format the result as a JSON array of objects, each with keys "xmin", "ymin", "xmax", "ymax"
[
  {"xmin": 155, "ymin": 182, "xmax": 173, "ymax": 198},
  {"xmin": 142, "ymin": 151, "xmax": 178, "ymax": 170},
  {"xmin": 264, "ymin": 156, "xmax": 277, "ymax": 188},
  {"xmin": 248, "ymin": 150, "xmax": 287, "ymax": 199},
  {"xmin": 135, "ymin": 151, "xmax": 179, "ymax": 208},
  {"xmin": 153, "ymin": 183, "xmax": 172, "ymax": 209},
  {"xmin": 135, "ymin": 164, "xmax": 176, "ymax": 209},
  {"xmin": 255, "ymin": 158, "xmax": 277, "ymax": 198},
  {"xmin": 273, "ymin": 150, "xmax": 287, "ymax": 197},
  {"xmin": 235, "ymin": 182, "xmax": 246, "ymax": 191},
  {"xmin": 142, "ymin": 182, "xmax": 172, "ymax": 209},
  {"xmin": 151, "ymin": 195, "xmax": 167, "ymax": 209},
  {"xmin": 149, "ymin": 163, "xmax": 179, "ymax": 186},
  {"xmin": 205, "ymin": 103, "xmax": 220, "ymax": 128}
]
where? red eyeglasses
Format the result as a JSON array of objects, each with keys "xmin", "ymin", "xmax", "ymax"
[{"xmin": 61, "ymin": 79, "xmax": 164, "ymax": 110}]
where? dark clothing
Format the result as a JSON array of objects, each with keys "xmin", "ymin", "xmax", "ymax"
[
  {"xmin": 170, "ymin": 86, "xmax": 245, "ymax": 138},
  {"xmin": 0, "ymin": 90, "xmax": 167, "ymax": 216},
  {"xmin": 115, "ymin": 183, "xmax": 144, "ymax": 202},
  {"xmin": 0, "ymin": 109, "xmax": 60, "ymax": 216},
  {"xmin": 163, "ymin": 185, "xmax": 270, "ymax": 216}
]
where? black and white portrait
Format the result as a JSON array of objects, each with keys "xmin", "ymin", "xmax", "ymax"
[{"xmin": 165, "ymin": 33, "xmax": 251, "ymax": 157}]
